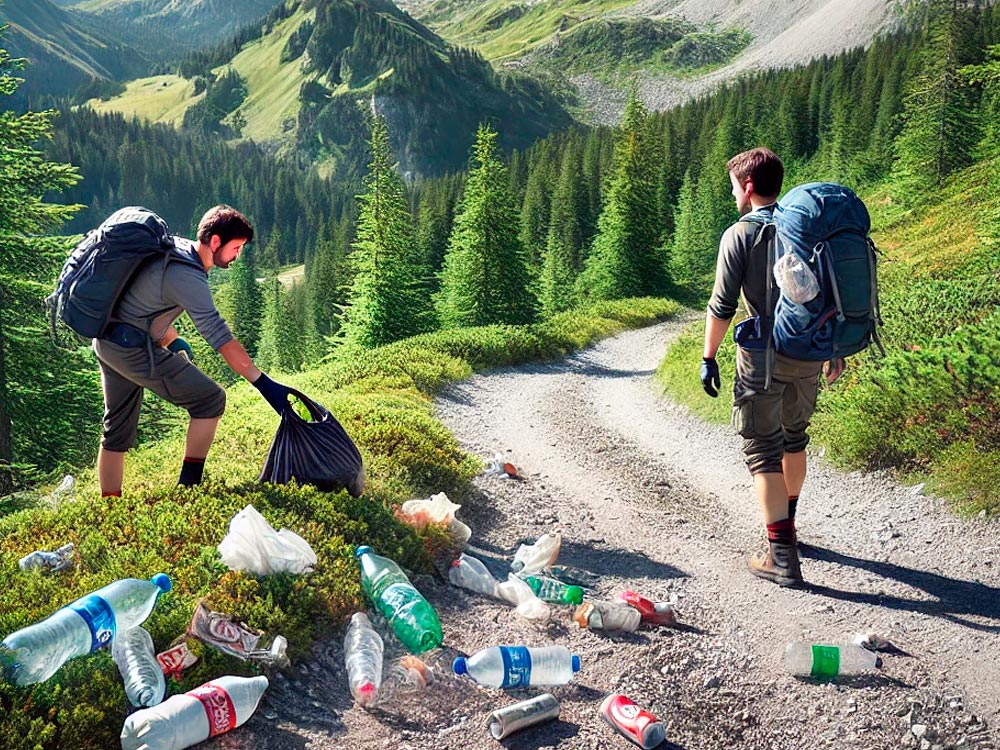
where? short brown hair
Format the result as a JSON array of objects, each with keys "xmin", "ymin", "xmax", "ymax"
[
  {"xmin": 197, "ymin": 205, "xmax": 254, "ymax": 246},
  {"xmin": 726, "ymin": 148, "xmax": 784, "ymax": 199}
]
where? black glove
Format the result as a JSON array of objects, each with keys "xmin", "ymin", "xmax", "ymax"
[
  {"xmin": 700, "ymin": 357, "xmax": 720, "ymax": 398},
  {"xmin": 167, "ymin": 337, "xmax": 193, "ymax": 361},
  {"xmin": 252, "ymin": 372, "xmax": 292, "ymax": 414}
]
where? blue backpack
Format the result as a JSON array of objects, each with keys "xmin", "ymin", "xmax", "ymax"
[
  {"xmin": 46, "ymin": 207, "xmax": 200, "ymax": 343},
  {"xmin": 746, "ymin": 183, "xmax": 884, "ymax": 362}
]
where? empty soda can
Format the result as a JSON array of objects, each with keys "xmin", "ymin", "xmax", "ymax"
[{"xmin": 486, "ymin": 693, "xmax": 560, "ymax": 740}]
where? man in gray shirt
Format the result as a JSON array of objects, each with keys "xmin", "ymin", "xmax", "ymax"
[{"xmin": 94, "ymin": 205, "xmax": 293, "ymax": 495}]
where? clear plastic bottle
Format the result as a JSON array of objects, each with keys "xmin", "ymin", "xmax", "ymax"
[
  {"xmin": 511, "ymin": 533, "xmax": 561, "ymax": 575},
  {"xmin": 574, "ymin": 600, "xmax": 641, "ymax": 632},
  {"xmin": 113, "ymin": 626, "xmax": 166, "ymax": 707},
  {"xmin": 355, "ymin": 546, "xmax": 442, "ymax": 654},
  {"xmin": 344, "ymin": 612, "xmax": 383, "ymax": 707},
  {"xmin": 449, "ymin": 554, "xmax": 499, "ymax": 597},
  {"xmin": 523, "ymin": 575, "xmax": 583, "ymax": 605},
  {"xmin": 18, "ymin": 543, "xmax": 75, "ymax": 573},
  {"xmin": 452, "ymin": 645, "xmax": 580, "ymax": 689},
  {"xmin": 1, "ymin": 573, "xmax": 171, "ymax": 686},
  {"xmin": 120, "ymin": 674, "xmax": 268, "ymax": 750},
  {"xmin": 783, "ymin": 642, "xmax": 879, "ymax": 678}
]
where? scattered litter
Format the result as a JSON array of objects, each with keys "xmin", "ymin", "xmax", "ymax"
[
  {"xmin": 19, "ymin": 542, "xmax": 75, "ymax": 573},
  {"xmin": 853, "ymin": 630, "xmax": 894, "ymax": 652},
  {"xmin": 156, "ymin": 641, "xmax": 199, "ymax": 680},
  {"xmin": 910, "ymin": 483, "xmax": 925, "ymax": 496},
  {"xmin": 484, "ymin": 453, "xmax": 519, "ymax": 479},
  {"xmin": 784, "ymin": 641, "xmax": 880, "ymax": 677},
  {"xmin": 394, "ymin": 655, "xmax": 434, "ymax": 691},
  {"xmin": 399, "ymin": 492, "xmax": 472, "ymax": 546},
  {"xmin": 618, "ymin": 590, "xmax": 679, "ymax": 626},
  {"xmin": 524, "ymin": 574, "xmax": 583, "ymax": 605},
  {"xmin": 345, "ymin": 612, "xmax": 383, "ymax": 707},
  {"xmin": 599, "ymin": 693, "xmax": 666, "ymax": 749},
  {"xmin": 449, "ymin": 554, "xmax": 500, "ymax": 597},
  {"xmin": 218, "ymin": 504, "xmax": 317, "ymax": 575},
  {"xmin": 50, "ymin": 474, "xmax": 75, "ymax": 501},
  {"xmin": 495, "ymin": 573, "xmax": 550, "ymax": 620},
  {"xmin": 454, "ymin": 645, "xmax": 579, "ymax": 688},
  {"xmin": 113, "ymin": 626, "xmax": 165, "ymax": 708},
  {"xmin": 186, "ymin": 600, "xmax": 289, "ymax": 668},
  {"xmin": 573, "ymin": 600, "xmax": 641, "ymax": 632},
  {"xmin": 487, "ymin": 693, "xmax": 560, "ymax": 740},
  {"xmin": 511, "ymin": 532, "xmax": 561, "ymax": 575},
  {"xmin": 547, "ymin": 564, "xmax": 600, "ymax": 588}
]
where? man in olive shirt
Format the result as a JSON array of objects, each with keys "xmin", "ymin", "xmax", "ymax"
[
  {"xmin": 699, "ymin": 148, "xmax": 823, "ymax": 586},
  {"xmin": 94, "ymin": 205, "xmax": 293, "ymax": 496}
]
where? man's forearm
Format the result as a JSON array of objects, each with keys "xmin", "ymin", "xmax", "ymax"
[
  {"xmin": 218, "ymin": 339, "xmax": 261, "ymax": 382},
  {"xmin": 703, "ymin": 311, "xmax": 732, "ymax": 359}
]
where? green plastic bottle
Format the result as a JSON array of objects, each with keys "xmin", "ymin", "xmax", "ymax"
[
  {"xmin": 524, "ymin": 575, "xmax": 584, "ymax": 605},
  {"xmin": 355, "ymin": 546, "xmax": 443, "ymax": 653}
]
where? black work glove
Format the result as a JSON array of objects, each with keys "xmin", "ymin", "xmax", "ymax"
[
  {"xmin": 252, "ymin": 372, "xmax": 292, "ymax": 414},
  {"xmin": 700, "ymin": 357, "xmax": 720, "ymax": 398},
  {"xmin": 167, "ymin": 337, "xmax": 193, "ymax": 362}
]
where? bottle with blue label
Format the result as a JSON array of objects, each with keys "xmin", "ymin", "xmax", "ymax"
[
  {"xmin": 453, "ymin": 645, "xmax": 580, "ymax": 689},
  {"xmin": 0, "ymin": 573, "xmax": 171, "ymax": 686}
]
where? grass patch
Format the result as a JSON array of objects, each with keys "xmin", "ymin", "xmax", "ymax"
[
  {"xmin": 0, "ymin": 296, "xmax": 678, "ymax": 750},
  {"xmin": 84, "ymin": 75, "xmax": 204, "ymax": 127}
]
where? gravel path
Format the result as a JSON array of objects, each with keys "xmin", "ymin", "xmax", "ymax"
[{"xmin": 247, "ymin": 319, "xmax": 1000, "ymax": 750}]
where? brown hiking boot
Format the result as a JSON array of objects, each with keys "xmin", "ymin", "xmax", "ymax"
[{"xmin": 748, "ymin": 540, "xmax": 803, "ymax": 586}]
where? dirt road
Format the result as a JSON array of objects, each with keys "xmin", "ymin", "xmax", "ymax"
[{"xmin": 250, "ymin": 319, "xmax": 1000, "ymax": 750}]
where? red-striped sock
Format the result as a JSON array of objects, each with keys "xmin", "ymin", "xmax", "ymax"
[
  {"xmin": 766, "ymin": 518, "xmax": 796, "ymax": 545},
  {"xmin": 102, "ymin": 490, "xmax": 122, "ymax": 498},
  {"xmin": 178, "ymin": 456, "xmax": 205, "ymax": 487}
]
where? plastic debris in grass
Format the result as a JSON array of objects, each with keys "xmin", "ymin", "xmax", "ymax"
[
  {"xmin": 398, "ymin": 492, "xmax": 472, "ymax": 547},
  {"xmin": 218, "ymin": 504, "xmax": 317, "ymax": 575}
]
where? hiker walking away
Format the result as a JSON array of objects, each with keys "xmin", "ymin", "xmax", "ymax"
[
  {"xmin": 91, "ymin": 205, "xmax": 293, "ymax": 496},
  {"xmin": 699, "ymin": 148, "xmax": 840, "ymax": 586}
]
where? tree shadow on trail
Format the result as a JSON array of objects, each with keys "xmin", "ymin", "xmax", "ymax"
[{"xmin": 801, "ymin": 544, "xmax": 1000, "ymax": 633}]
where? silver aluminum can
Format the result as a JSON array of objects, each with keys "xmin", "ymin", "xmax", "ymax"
[{"xmin": 487, "ymin": 693, "xmax": 560, "ymax": 740}]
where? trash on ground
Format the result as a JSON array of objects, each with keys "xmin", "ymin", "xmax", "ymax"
[
  {"xmin": 783, "ymin": 641, "xmax": 880, "ymax": 678},
  {"xmin": 399, "ymin": 492, "xmax": 472, "ymax": 546},
  {"xmin": 453, "ymin": 645, "xmax": 580, "ymax": 688},
  {"xmin": 186, "ymin": 600, "xmax": 288, "ymax": 667},
  {"xmin": 487, "ymin": 693, "xmax": 560, "ymax": 740},
  {"xmin": 345, "ymin": 612, "xmax": 383, "ymax": 707},
  {"xmin": 356, "ymin": 546, "xmax": 443, "ymax": 653},
  {"xmin": 618, "ymin": 590, "xmax": 679, "ymax": 626},
  {"xmin": 156, "ymin": 641, "xmax": 199, "ymax": 680},
  {"xmin": 0, "ymin": 573, "xmax": 170, "ymax": 686},
  {"xmin": 484, "ymin": 453, "xmax": 519, "ymax": 479},
  {"xmin": 50, "ymin": 474, "xmax": 76, "ymax": 501},
  {"xmin": 120, "ymin": 674, "xmax": 269, "ymax": 750},
  {"xmin": 495, "ymin": 573, "xmax": 550, "ymax": 620},
  {"xmin": 449, "ymin": 554, "xmax": 500, "ymax": 597},
  {"xmin": 511, "ymin": 532, "xmax": 561, "ymax": 575},
  {"xmin": 853, "ymin": 630, "xmax": 894, "ymax": 652},
  {"xmin": 599, "ymin": 693, "xmax": 666, "ymax": 749},
  {"xmin": 113, "ymin": 626, "xmax": 166, "ymax": 708},
  {"xmin": 574, "ymin": 600, "xmax": 641, "ymax": 632},
  {"xmin": 547, "ymin": 564, "xmax": 600, "ymax": 588},
  {"xmin": 259, "ymin": 387, "xmax": 365, "ymax": 497},
  {"xmin": 394, "ymin": 654, "xmax": 434, "ymax": 691},
  {"xmin": 19, "ymin": 542, "xmax": 75, "ymax": 573},
  {"xmin": 218, "ymin": 504, "xmax": 317, "ymax": 575},
  {"xmin": 524, "ymin": 575, "xmax": 583, "ymax": 605}
]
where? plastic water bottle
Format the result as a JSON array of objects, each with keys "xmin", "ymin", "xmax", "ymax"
[
  {"xmin": 19, "ymin": 543, "xmax": 75, "ymax": 573},
  {"xmin": 1, "ymin": 573, "xmax": 171, "ymax": 686},
  {"xmin": 344, "ymin": 612, "xmax": 383, "ymax": 707},
  {"xmin": 355, "ymin": 546, "xmax": 443, "ymax": 654},
  {"xmin": 120, "ymin": 674, "xmax": 268, "ymax": 750},
  {"xmin": 113, "ymin": 626, "xmax": 166, "ymax": 707},
  {"xmin": 523, "ymin": 575, "xmax": 583, "ymax": 605},
  {"xmin": 783, "ymin": 642, "xmax": 879, "ymax": 678},
  {"xmin": 453, "ymin": 645, "xmax": 580, "ymax": 688},
  {"xmin": 449, "ymin": 554, "xmax": 499, "ymax": 597}
]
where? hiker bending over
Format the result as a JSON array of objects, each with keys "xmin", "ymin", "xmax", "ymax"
[
  {"xmin": 93, "ymin": 205, "xmax": 292, "ymax": 496},
  {"xmin": 700, "ymin": 148, "xmax": 830, "ymax": 587}
]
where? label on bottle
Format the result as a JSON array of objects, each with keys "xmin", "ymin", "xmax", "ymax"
[
  {"xmin": 189, "ymin": 683, "xmax": 237, "ymax": 737},
  {"xmin": 499, "ymin": 646, "xmax": 533, "ymax": 688},
  {"xmin": 810, "ymin": 645, "xmax": 841, "ymax": 678},
  {"xmin": 68, "ymin": 594, "xmax": 116, "ymax": 652}
]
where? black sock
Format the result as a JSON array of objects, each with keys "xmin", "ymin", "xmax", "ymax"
[
  {"xmin": 788, "ymin": 495, "xmax": 799, "ymax": 520},
  {"xmin": 766, "ymin": 518, "xmax": 796, "ymax": 545},
  {"xmin": 178, "ymin": 457, "xmax": 205, "ymax": 487}
]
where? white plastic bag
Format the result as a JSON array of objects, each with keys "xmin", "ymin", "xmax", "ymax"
[
  {"xmin": 511, "ymin": 532, "xmax": 561, "ymax": 575},
  {"xmin": 399, "ymin": 492, "xmax": 472, "ymax": 546},
  {"xmin": 218, "ymin": 505, "xmax": 317, "ymax": 575},
  {"xmin": 495, "ymin": 573, "xmax": 550, "ymax": 621},
  {"xmin": 773, "ymin": 253, "xmax": 820, "ymax": 304}
]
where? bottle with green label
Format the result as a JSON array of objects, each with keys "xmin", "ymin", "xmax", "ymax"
[
  {"xmin": 524, "ymin": 575, "xmax": 584, "ymax": 605},
  {"xmin": 783, "ymin": 641, "xmax": 879, "ymax": 678}
]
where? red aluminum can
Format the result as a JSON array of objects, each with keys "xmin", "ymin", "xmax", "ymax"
[{"xmin": 599, "ymin": 693, "xmax": 666, "ymax": 749}]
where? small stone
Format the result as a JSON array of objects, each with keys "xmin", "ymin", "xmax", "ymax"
[
  {"xmin": 911, "ymin": 724, "xmax": 927, "ymax": 739},
  {"xmin": 920, "ymin": 741, "xmax": 931, "ymax": 750},
  {"xmin": 704, "ymin": 674, "xmax": 721, "ymax": 689}
]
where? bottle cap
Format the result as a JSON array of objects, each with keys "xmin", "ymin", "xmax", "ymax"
[
  {"xmin": 453, "ymin": 657, "xmax": 467, "ymax": 675},
  {"xmin": 357, "ymin": 682, "xmax": 376, "ymax": 704},
  {"xmin": 151, "ymin": 573, "xmax": 172, "ymax": 593},
  {"xmin": 355, "ymin": 545, "xmax": 372, "ymax": 559},
  {"xmin": 571, "ymin": 655, "xmax": 581, "ymax": 672}
]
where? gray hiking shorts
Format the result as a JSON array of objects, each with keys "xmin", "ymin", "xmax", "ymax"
[
  {"xmin": 732, "ymin": 348, "xmax": 822, "ymax": 475},
  {"xmin": 94, "ymin": 339, "xmax": 226, "ymax": 452}
]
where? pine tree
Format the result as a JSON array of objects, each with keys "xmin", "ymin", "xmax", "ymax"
[
  {"xmin": 340, "ymin": 115, "xmax": 429, "ymax": 348},
  {"xmin": 540, "ymin": 146, "xmax": 586, "ymax": 316},
  {"xmin": 229, "ymin": 247, "xmax": 264, "ymax": 356},
  {"xmin": 436, "ymin": 125, "xmax": 536, "ymax": 327}
]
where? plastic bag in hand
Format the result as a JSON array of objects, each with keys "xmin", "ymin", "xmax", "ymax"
[
  {"xmin": 218, "ymin": 504, "xmax": 317, "ymax": 575},
  {"xmin": 773, "ymin": 253, "xmax": 820, "ymax": 304},
  {"xmin": 259, "ymin": 387, "xmax": 366, "ymax": 497}
]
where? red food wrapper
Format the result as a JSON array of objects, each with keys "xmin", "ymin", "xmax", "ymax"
[
  {"xmin": 157, "ymin": 641, "xmax": 199, "ymax": 679},
  {"xmin": 618, "ymin": 590, "xmax": 678, "ymax": 626},
  {"xmin": 187, "ymin": 600, "xmax": 262, "ymax": 659}
]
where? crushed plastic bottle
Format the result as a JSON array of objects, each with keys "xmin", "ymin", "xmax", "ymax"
[
  {"xmin": 573, "ymin": 600, "xmax": 641, "ymax": 632},
  {"xmin": 344, "ymin": 612, "xmax": 383, "ymax": 707},
  {"xmin": 19, "ymin": 543, "xmax": 75, "ymax": 573},
  {"xmin": 355, "ymin": 546, "xmax": 442, "ymax": 653},
  {"xmin": 773, "ymin": 252, "xmax": 820, "ymax": 303},
  {"xmin": 113, "ymin": 626, "xmax": 166, "ymax": 708},
  {"xmin": 1, "ymin": 573, "xmax": 171, "ymax": 686},
  {"xmin": 547, "ymin": 564, "xmax": 600, "ymax": 589},
  {"xmin": 120, "ymin": 674, "xmax": 268, "ymax": 750},
  {"xmin": 783, "ymin": 641, "xmax": 880, "ymax": 678},
  {"xmin": 511, "ymin": 533, "xmax": 561, "ymax": 575},
  {"xmin": 495, "ymin": 573, "xmax": 550, "ymax": 620},
  {"xmin": 453, "ymin": 645, "xmax": 580, "ymax": 689},
  {"xmin": 599, "ymin": 693, "xmax": 666, "ymax": 749},
  {"xmin": 449, "ymin": 554, "xmax": 499, "ymax": 597},
  {"xmin": 524, "ymin": 575, "xmax": 583, "ymax": 605},
  {"xmin": 618, "ymin": 590, "xmax": 678, "ymax": 626},
  {"xmin": 51, "ymin": 474, "xmax": 76, "ymax": 500}
]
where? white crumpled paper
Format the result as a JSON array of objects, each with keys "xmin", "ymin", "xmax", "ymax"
[
  {"xmin": 399, "ymin": 492, "xmax": 472, "ymax": 546},
  {"xmin": 218, "ymin": 504, "xmax": 317, "ymax": 575}
]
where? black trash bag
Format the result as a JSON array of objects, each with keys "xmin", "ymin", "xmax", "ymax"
[{"xmin": 260, "ymin": 388, "xmax": 366, "ymax": 497}]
